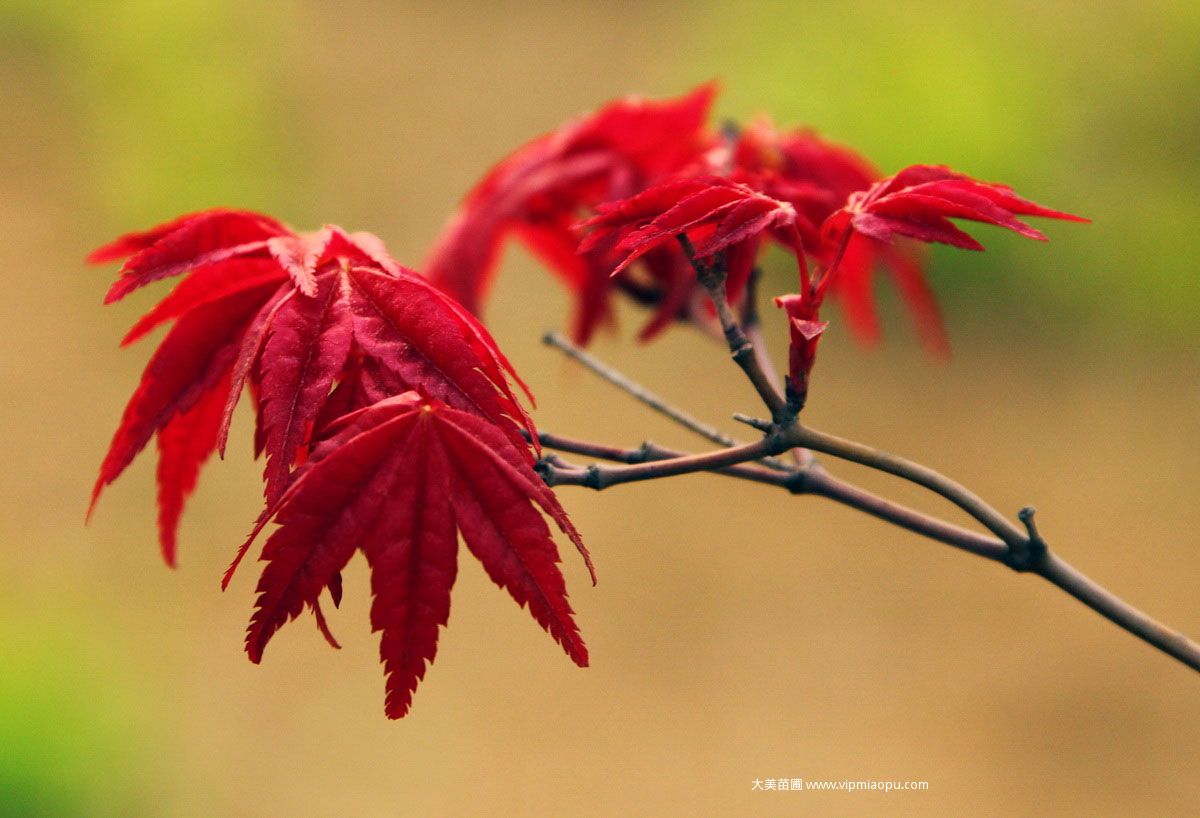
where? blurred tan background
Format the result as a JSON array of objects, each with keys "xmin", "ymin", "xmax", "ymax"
[{"xmin": 2, "ymin": 1, "xmax": 1199, "ymax": 815}]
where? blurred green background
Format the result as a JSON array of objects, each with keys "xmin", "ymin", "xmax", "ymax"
[{"xmin": 1, "ymin": 1, "xmax": 1197, "ymax": 816}]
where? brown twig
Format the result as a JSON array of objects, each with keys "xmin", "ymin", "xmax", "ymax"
[
  {"xmin": 536, "ymin": 431, "xmax": 1005, "ymax": 560},
  {"xmin": 677, "ymin": 235, "xmax": 788, "ymax": 421},
  {"xmin": 537, "ymin": 235, "xmax": 1200, "ymax": 676},
  {"xmin": 537, "ymin": 423, "xmax": 1200, "ymax": 673},
  {"xmin": 788, "ymin": 423, "xmax": 1026, "ymax": 548},
  {"xmin": 783, "ymin": 423, "xmax": 1200, "ymax": 671},
  {"xmin": 542, "ymin": 330, "xmax": 792, "ymax": 472}
]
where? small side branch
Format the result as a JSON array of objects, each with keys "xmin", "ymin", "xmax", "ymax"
[
  {"xmin": 544, "ymin": 437, "xmax": 784, "ymax": 491},
  {"xmin": 538, "ymin": 422, "xmax": 1200, "ymax": 676},
  {"xmin": 543, "ymin": 330, "xmax": 791, "ymax": 472},
  {"xmin": 536, "ymin": 431, "xmax": 1007, "ymax": 561},
  {"xmin": 543, "ymin": 330, "xmax": 738, "ymax": 450},
  {"xmin": 536, "ymin": 431, "xmax": 788, "ymax": 489},
  {"xmin": 677, "ymin": 236, "xmax": 788, "ymax": 421}
]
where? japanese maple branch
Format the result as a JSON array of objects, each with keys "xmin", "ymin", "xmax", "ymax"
[
  {"xmin": 537, "ymin": 430, "xmax": 1004, "ymax": 560},
  {"xmin": 788, "ymin": 423, "xmax": 1026, "ymax": 548},
  {"xmin": 540, "ymin": 422, "xmax": 1200, "ymax": 673},
  {"xmin": 538, "ymin": 257, "xmax": 1200, "ymax": 673},
  {"xmin": 787, "ymin": 423, "xmax": 1200, "ymax": 672}
]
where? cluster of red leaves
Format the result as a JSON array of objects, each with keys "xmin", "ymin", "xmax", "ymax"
[
  {"xmin": 429, "ymin": 86, "xmax": 1086, "ymax": 401},
  {"xmin": 425, "ymin": 84, "xmax": 717, "ymax": 343},
  {"xmin": 89, "ymin": 84, "xmax": 1087, "ymax": 722},
  {"xmin": 88, "ymin": 210, "xmax": 591, "ymax": 718}
]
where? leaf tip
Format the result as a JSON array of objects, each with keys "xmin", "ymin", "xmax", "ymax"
[{"xmin": 85, "ymin": 478, "xmax": 106, "ymax": 524}]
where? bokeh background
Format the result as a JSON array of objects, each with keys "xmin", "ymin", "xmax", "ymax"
[{"xmin": 2, "ymin": 1, "xmax": 1198, "ymax": 815}]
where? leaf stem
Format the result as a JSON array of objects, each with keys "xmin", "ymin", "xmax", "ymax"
[{"xmin": 677, "ymin": 235, "xmax": 788, "ymax": 421}]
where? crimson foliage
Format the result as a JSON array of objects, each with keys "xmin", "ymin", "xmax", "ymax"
[
  {"xmin": 430, "ymin": 86, "xmax": 1084, "ymax": 396},
  {"xmin": 89, "ymin": 211, "xmax": 588, "ymax": 718},
  {"xmin": 90, "ymin": 84, "xmax": 1084, "ymax": 719}
]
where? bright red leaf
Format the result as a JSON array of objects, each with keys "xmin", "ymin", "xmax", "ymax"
[
  {"xmin": 730, "ymin": 119, "xmax": 880, "ymax": 250},
  {"xmin": 230, "ymin": 393, "xmax": 591, "ymax": 719},
  {"xmin": 580, "ymin": 176, "xmax": 801, "ymax": 284},
  {"xmin": 823, "ymin": 164, "xmax": 1088, "ymax": 251},
  {"xmin": 772, "ymin": 164, "xmax": 1086, "ymax": 401},
  {"xmin": 89, "ymin": 209, "xmax": 537, "ymax": 560}
]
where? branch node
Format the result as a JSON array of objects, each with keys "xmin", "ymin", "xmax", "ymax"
[
  {"xmin": 534, "ymin": 457, "xmax": 559, "ymax": 487},
  {"xmin": 733, "ymin": 413, "xmax": 773, "ymax": 433},
  {"xmin": 782, "ymin": 469, "xmax": 809, "ymax": 495},
  {"xmin": 583, "ymin": 464, "xmax": 604, "ymax": 491},
  {"xmin": 730, "ymin": 340, "xmax": 755, "ymax": 363},
  {"xmin": 763, "ymin": 424, "xmax": 793, "ymax": 457},
  {"xmin": 633, "ymin": 441, "xmax": 657, "ymax": 463},
  {"xmin": 1007, "ymin": 506, "xmax": 1049, "ymax": 572}
]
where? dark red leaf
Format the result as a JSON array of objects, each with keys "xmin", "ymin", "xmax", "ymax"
[
  {"xmin": 155, "ymin": 372, "xmax": 231, "ymax": 567},
  {"xmin": 100, "ymin": 209, "xmax": 288, "ymax": 304},
  {"xmin": 582, "ymin": 176, "xmax": 797, "ymax": 276},
  {"xmin": 89, "ymin": 282, "xmax": 278, "ymax": 518},
  {"xmin": 121, "ymin": 259, "xmax": 286, "ymax": 347},
  {"xmin": 256, "ymin": 274, "xmax": 355, "ymax": 502},
  {"xmin": 235, "ymin": 394, "xmax": 589, "ymax": 719},
  {"xmin": 826, "ymin": 164, "xmax": 1087, "ymax": 251},
  {"xmin": 346, "ymin": 267, "xmax": 534, "ymax": 454},
  {"xmin": 90, "ymin": 210, "xmax": 541, "ymax": 567}
]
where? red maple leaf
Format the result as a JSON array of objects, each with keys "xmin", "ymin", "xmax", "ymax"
[
  {"xmin": 425, "ymin": 84, "xmax": 717, "ymax": 342},
  {"xmin": 730, "ymin": 119, "xmax": 879, "ymax": 249},
  {"xmin": 772, "ymin": 165, "xmax": 1086, "ymax": 403},
  {"xmin": 580, "ymin": 175, "xmax": 803, "ymax": 298},
  {"xmin": 89, "ymin": 209, "xmax": 536, "ymax": 563},
  {"xmin": 727, "ymin": 122, "xmax": 953, "ymax": 354},
  {"xmin": 228, "ymin": 393, "xmax": 591, "ymax": 719},
  {"xmin": 814, "ymin": 164, "xmax": 1087, "ymax": 355},
  {"xmin": 822, "ymin": 164, "xmax": 1088, "ymax": 251}
]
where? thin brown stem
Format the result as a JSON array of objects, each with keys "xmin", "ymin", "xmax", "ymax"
[
  {"xmin": 548, "ymin": 437, "xmax": 784, "ymax": 491},
  {"xmin": 789, "ymin": 423, "xmax": 1026, "ymax": 547},
  {"xmin": 537, "ymin": 430, "xmax": 1007, "ymax": 560},
  {"xmin": 542, "ymin": 330, "xmax": 791, "ymax": 472},
  {"xmin": 677, "ymin": 235, "xmax": 788, "ymax": 420},
  {"xmin": 786, "ymin": 423, "xmax": 1200, "ymax": 672},
  {"xmin": 536, "ymin": 431, "xmax": 787, "ymax": 489},
  {"xmin": 539, "ymin": 421, "xmax": 1200, "ymax": 675},
  {"xmin": 1036, "ymin": 552, "xmax": 1200, "ymax": 672},
  {"xmin": 801, "ymin": 466, "xmax": 1007, "ymax": 560},
  {"xmin": 543, "ymin": 330, "xmax": 737, "ymax": 449}
]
